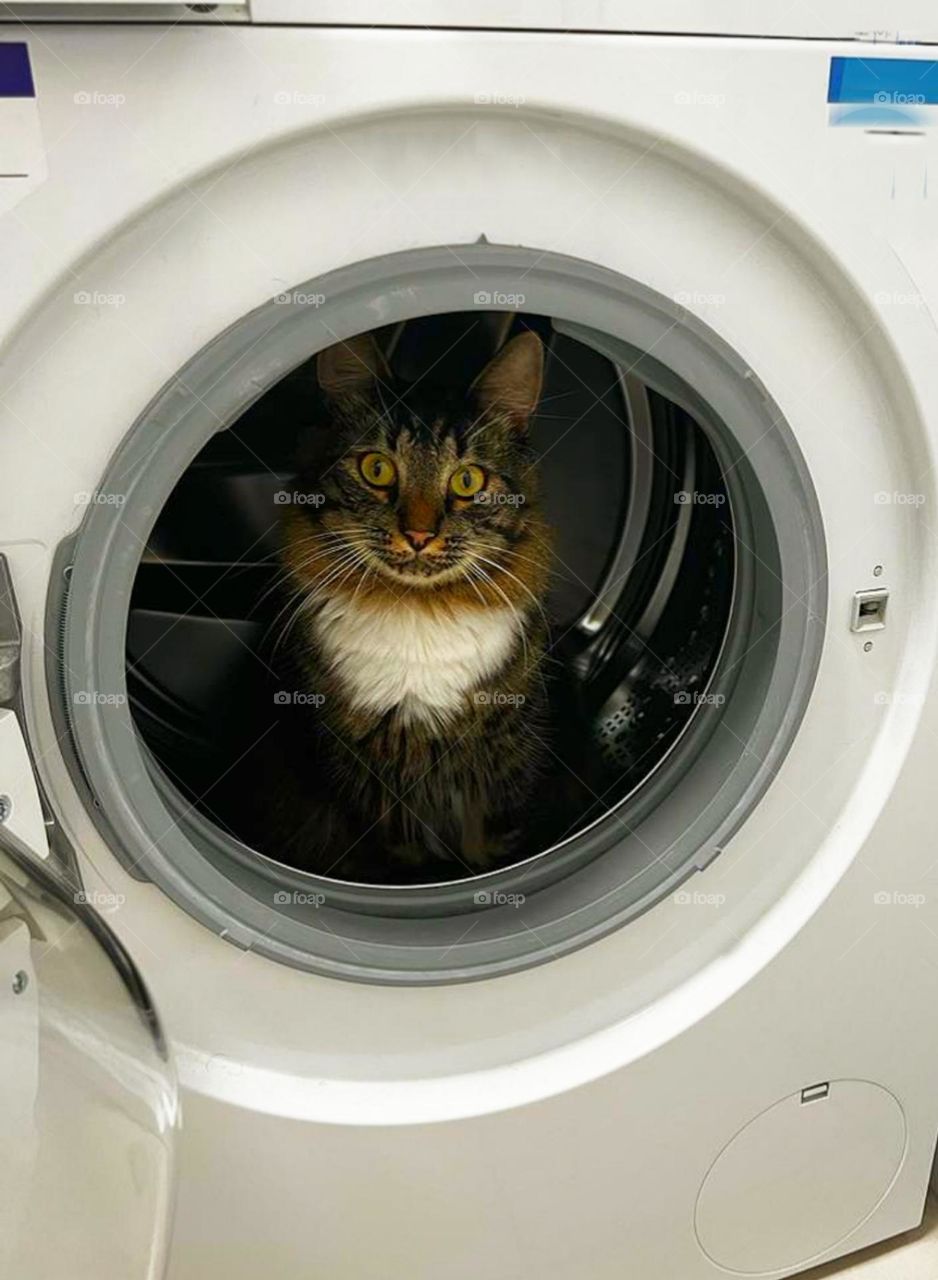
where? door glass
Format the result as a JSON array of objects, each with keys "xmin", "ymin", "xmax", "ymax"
[{"xmin": 0, "ymin": 831, "xmax": 176, "ymax": 1279}]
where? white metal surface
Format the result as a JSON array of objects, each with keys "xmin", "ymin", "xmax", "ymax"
[
  {"xmin": 1, "ymin": 17, "xmax": 938, "ymax": 1280},
  {"xmin": 802, "ymin": 1194, "xmax": 938, "ymax": 1278},
  {"xmin": 12, "ymin": 1, "xmax": 938, "ymax": 39},
  {"xmin": 248, "ymin": 0, "xmax": 938, "ymax": 40},
  {"xmin": 695, "ymin": 1082, "xmax": 907, "ymax": 1272}
]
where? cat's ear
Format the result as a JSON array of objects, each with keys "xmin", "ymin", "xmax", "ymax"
[
  {"xmin": 472, "ymin": 331, "xmax": 544, "ymax": 431},
  {"xmin": 317, "ymin": 333, "xmax": 390, "ymax": 399}
]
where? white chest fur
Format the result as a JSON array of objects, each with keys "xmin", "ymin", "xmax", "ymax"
[{"xmin": 311, "ymin": 595, "xmax": 520, "ymax": 725}]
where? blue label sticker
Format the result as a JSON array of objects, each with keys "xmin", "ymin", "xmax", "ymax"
[
  {"xmin": 0, "ymin": 44, "xmax": 35, "ymax": 99},
  {"xmin": 828, "ymin": 56, "xmax": 938, "ymax": 128},
  {"xmin": 829, "ymin": 56, "xmax": 938, "ymax": 103}
]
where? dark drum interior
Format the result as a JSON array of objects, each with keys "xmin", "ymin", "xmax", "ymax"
[{"xmin": 126, "ymin": 312, "xmax": 735, "ymax": 885}]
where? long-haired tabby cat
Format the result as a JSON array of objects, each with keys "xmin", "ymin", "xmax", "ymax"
[{"xmin": 261, "ymin": 329, "xmax": 553, "ymax": 880}]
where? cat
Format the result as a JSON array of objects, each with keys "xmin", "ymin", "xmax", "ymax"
[{"xmin": 265, "ymin": 329, "xmax": 554, "ymax": 880}]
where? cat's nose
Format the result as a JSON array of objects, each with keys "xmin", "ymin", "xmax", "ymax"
[{"xmin": 404, "ymin": 529, "xmax": 435, "ymax": 551}]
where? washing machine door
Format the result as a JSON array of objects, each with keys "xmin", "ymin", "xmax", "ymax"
[{"xmin": 0, "ymin": 821, "xmax": 177, "ymax": 1280}]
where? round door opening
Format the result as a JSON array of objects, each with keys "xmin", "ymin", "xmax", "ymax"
[
  {"xmin": 51, "ymin": 246, "xmax": 825, "ymax": 982},
  {"xmin": 128, "ymin": 310, "xmax": 736, "ymax": 889}
]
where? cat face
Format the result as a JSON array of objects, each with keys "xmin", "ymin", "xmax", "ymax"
[{"xmin": 292, "ymin": 331, "xmax": 546, "ymax": 595}]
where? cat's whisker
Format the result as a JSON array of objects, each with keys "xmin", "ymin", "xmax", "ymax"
[
  {"xmin": 471, "ymin": 552, "xmax": 552, "ymax": 636},
  {"xmin": 263, "ymin": 548, "xmax": 366, "ymax": 643},
  {"xmin": 304, "ymin": 548, "xmax": 372, "ymax": 596},
  {"xmin": 533, "ymin": 389, "xmax": 581, "ymax": 405},
  {"xmin": 281, "ymin": 547, "xmax": 371, "ymax": 610},
  {"xmin": 301, "ymin": 527, "xmax": 370, "ymax": 543},
  {"xmin": 254, "ymin": 530, "xmax": 375, "ymax": 608},
  {"xmin": 285, "ymin": 546, "xmax": 366, "ymax": 584},
  {"xmin": 271, "ymin": 549, "xmax": 371, "ymax": 655},
  {"xmin": 288, "ymin": 536, "xmax": 373, "ymax": 559},
  {"xmin": 468, "ymin": 561, "xmax": 531, "ymax": 671},
  {"xmin": 287, "ymin": 534, "xmax": 376, "ymax": 572},
  {"xmin": 473, "ymin": 547, "xmax": 555, "ymax": 609},
  {"xmin": 254, "ymin": 540, "xmax": 368, "ymax": 612},
  {"xmin": 351, "ymin": 561, "xmax": 376, "ymax": 603},
  {"xmin": 469, "ymin": 539, "xmax": 573, "ymax": 589},
  {"xmin": 277, "ymin": 527, "xmax": 374, "ymax": 558},
  {"xmin": 462, "ymin": 572, "xmax": 490, "ymax": 610},
  {"xmin": 527, "ymin": 411, "xmax": 582, "ymax": 421},
  {"xmin": 295, "ymin": 541, "xmax": 376, "ymax": 569},
  {"xmin": 269, "ymin": 595, "xmax": 316, "ymax": 658},
  {"xmin": 253, "ymin": 568, "xmax": 301, "ymax": 614}
]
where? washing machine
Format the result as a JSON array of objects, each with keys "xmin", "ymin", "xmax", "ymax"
[{"xmin": 3, "ymin": 3, "xmax": 938, "ymax": 1277}]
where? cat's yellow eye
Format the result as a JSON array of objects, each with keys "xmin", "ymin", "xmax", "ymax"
[
  {"xmin": 359, "ymin": 452, "xmax": 397, "ymax": 488},
  {"xmin": 449, "ymin": 464, "xmax": 487, "ymax": 498}
]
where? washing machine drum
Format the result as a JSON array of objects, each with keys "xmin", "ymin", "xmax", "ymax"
[
  {"xmin": 55, "ymin": 254, "xmax": 824, "ymax": 983},
  {"xmin": 128, "ymin": 312, "xmax": 733, "ymax": 879}
]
